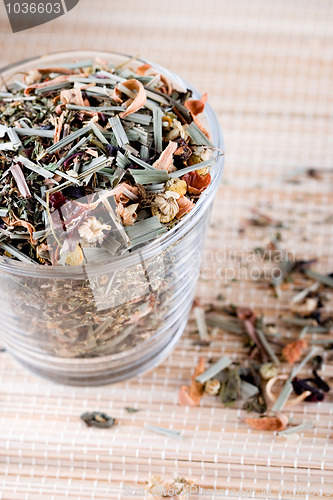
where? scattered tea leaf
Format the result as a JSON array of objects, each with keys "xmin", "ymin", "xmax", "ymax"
[
  {"xmin": 80, "ymin": 411, "xmax": 116, "ymax": 428},
  {"xmin": 124, "ymin": 407, "xmax": 140, "ymax": 413}
]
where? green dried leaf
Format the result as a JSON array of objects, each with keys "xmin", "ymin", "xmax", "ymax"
[
  {"xmin": 80, "ymin": 411, "xmax": 116, "ymax": 429},
  {"xmin": 124, "ymin": 407, "xmax": 140, "ymax": 413},
  {"xmin": 220, "ymin": 368, "xmax": 241, "ymax": 406}
]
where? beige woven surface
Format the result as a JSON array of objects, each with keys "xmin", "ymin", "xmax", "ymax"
[{"xmin": 0, "ymin": 0, "xmax": 333, "ymax": 498}]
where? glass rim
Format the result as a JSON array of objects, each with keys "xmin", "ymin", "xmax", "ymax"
[{"xmin": 0, "ymin": 49, "xmax": 225, "ymax": 278}]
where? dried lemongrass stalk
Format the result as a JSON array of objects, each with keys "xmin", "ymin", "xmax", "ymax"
[
  {"xmin": 145, "ymin": 424, "xmax": 183, "ymax": 440},
  {"xmin": 196, "ymin": 356, "xmax": 232, "ymax": 384},
  {"xmin": 24, "ymin": 75, "xmax": 73, "ymax": 95}
]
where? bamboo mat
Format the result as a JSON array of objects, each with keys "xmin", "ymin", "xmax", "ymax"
[{"xmin": 0, "ymin": 0, "xmax": 333, "ymax": 498}]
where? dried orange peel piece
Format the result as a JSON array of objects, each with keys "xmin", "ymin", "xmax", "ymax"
[
  {"xmin": 152, "ymin": 141, "xmax": 178, "ymax": 172},
  {"xmin": 116, "ymin": 203, "xmax": 139, "ymax": 226},
  {"xmin": 184, "ymin": 92, "xmax": 210, "ymax": 138},
  {"xmin": 243, "ymin": 413, "xmax": 289, "ymax": 432},
  {"xmin": 178, "ymin": 357, "xmax": 205, "ymax": 406},
  {"xmin": 282, "ymin": 339, "xmax": 308, "ymax": 364},
  {"xmin": 52, "ymin": 111, "xmax": 65, "ymax": 144},
  {"xmin": 112, "ymin": 182, "xmax": 140, "ymax": 205},
  {"xmin": 24, "ymin": 75, "xmax": 72, "ymax": 95},
  {"xmin": 37, "ymin": 67, "xmax": 79, "ymax": 76},
  {"xmin": 60, "ymin": 88, "xmax": 90, "ymax": 107},
  {"xmin": 192, "ymin": 115, "xmax": 210, "ymax": 139},
  {"xmin": 136, "ymin": 63, "xmax": 173, "ymax": 95},
  {"xmin": 112, "ymin": 79, "xmax": 147, "ymax": 118},
  {"xmin": 182, "ymin": 170, "xmax": 211, "ymax": 195},
  {"xmin": 136, "ymin": 63, "xmax": 152, "ymax": 76},
  {"xmin": 3, "ymin": 216, "xmax": 37, "ymax": 245},
  {"xmin": 185, "ymin": 93, "xmax": 208, "ymax": 116},
  {"xmin": 176, "ymin": 196, "xmax": 195, "ymax": 219}
]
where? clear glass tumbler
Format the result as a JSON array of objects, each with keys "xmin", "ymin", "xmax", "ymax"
[{"xmin": 0, "ymin": 50, "xmax": 224, "ymax": 385}]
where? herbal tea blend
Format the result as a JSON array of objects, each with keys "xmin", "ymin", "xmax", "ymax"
[
  {"xmin": 178, "ymin": 254, "xmax": 332, "ymax": 436},
  {"xmin": 0, "ymin": 58, "xmax": 215, "ymax": 266},
  {"xmin": 0, "ymin": 54, "xmax": 223, "ymax": 376}
]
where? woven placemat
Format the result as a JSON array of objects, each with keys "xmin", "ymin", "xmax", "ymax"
[{"xmin": 0, "ymin": 0, "xmax": 332, "ymax": 498}]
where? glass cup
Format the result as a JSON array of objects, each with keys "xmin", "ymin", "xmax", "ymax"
[{"xmin": 0, "ymin": 50, "xmax": 224, "ymax": 385}]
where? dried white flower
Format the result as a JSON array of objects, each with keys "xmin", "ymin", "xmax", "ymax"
[
  {"xmin": 165, "ymin": 119, "xmax": 188, "ymax": 142},
  {"xmin": 151, "ymin": 191, "xmax": 180, "ymax": 223},
  {"xmin": 289, "ymin": 297, "xmax": 318, "ymax": 317},
  {"xmin": 146, "ymin": 475, "xmax": 195, "ymax": 499},
  {"xmin": 78, "ymin": 216, "xmax": 111, "ymax": 245},
  {"xmin": 193, "ymin": 146, "xmax": 211, "ymax": 162},
  {"xmin": 24, "ymin": 69, "xmax": 42, "ymax": 86}
]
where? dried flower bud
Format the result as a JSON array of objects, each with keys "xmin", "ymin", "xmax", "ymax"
[
  {"xmin": 66, "ymin": 169, "xmax": 79, "ymax": 178},
  {"xmin": 64, "ymin": 244, "xmax": 84, "ymax": 266},
  {"xmin": 24, "ymin": 69, "xmax": 42, "ymax": 86},
  {"xmin": 152, "ymin": 191, "xmax": 180, "ymax": 223},
  {"xmin": 204, "ymin": 379, "xmax": 220, "ymax": 395},
  {"xmin": 162, "ymin": 115, "xmax": 173, "ymax": 127},
  {"xmin": 78, "ymin": 216, "xmax": 111, "ymax": 245},
  {"xmin": 260, "ymin": 362, "xmax": 278, "ymax": 380},
  {"xmin": 165, "ymin": 119, "xmax": 189, "ymax": 142},
  {"xmin": 266, "ymin": 325, "xmax": 278, "ymax": 335},
  {"xmin": 165, "ymin": 179, "xmax": 187, "ymax": 196}
]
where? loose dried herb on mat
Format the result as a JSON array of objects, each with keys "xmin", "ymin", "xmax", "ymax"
[
  {"xmin": 179, "ymin": 259, "xmax": 332, "ymax": 434},
  {"xmin": 80, "ymin": 411, "xmax": 116, "ymax": 428},
  {"xmin": 0, "ymin": 59, "xmax": 216, "ymax": 266}
]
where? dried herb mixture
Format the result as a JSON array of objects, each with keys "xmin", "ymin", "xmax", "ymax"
[
  {"xmin": 179, "ymin": 259, "xmax": 333, "ymax": 436},
  {"xmin": 0, "ymin": 58, "xmax": 216, "ymax": 265}
]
